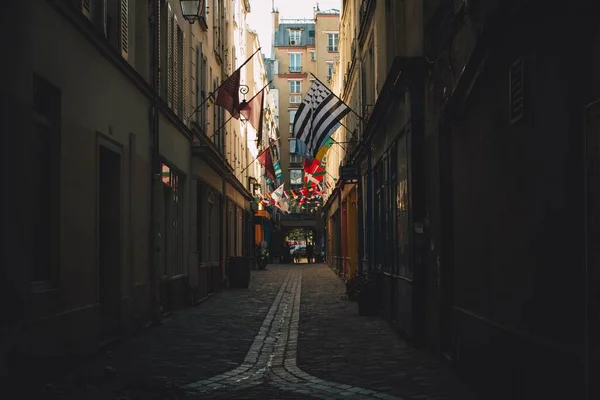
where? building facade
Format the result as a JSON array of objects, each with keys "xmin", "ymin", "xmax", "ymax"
[
  {"xmin": 1, "ymin": 0, "xmax": 271, "ymax": 379},
  {"xmin": 271, "ymin": 5, "xmax": 340, "ymax": 190},
  {"xmin": 322, "ymin": 0, "xmax": 596, "ymax": 399}
]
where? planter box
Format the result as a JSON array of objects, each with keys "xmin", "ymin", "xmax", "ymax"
[
  {"xmin": 356, "ymin": 278, "xmax": 382, "ymax": 316},
  {"xmin": 228, "ymin": 257, "xmax": 251, "ymax": 289}
]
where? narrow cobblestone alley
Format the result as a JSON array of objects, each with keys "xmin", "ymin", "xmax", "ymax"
[{"xmin": 29, "ymin": 265, "xmax": 475, "ymax": 400}]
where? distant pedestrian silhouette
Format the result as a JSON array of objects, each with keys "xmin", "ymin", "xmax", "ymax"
[{"xmin": 306, "ymin": 243, "xmax": 314, "ymax": 264}]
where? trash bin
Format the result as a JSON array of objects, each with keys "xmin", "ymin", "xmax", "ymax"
[{"xmin": 228, "ymin": 256, "xmax": 251, "ymax": 289}]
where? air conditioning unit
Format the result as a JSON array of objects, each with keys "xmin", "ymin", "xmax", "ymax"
[{"xmin": 290, "ymin": 40, "xmax": 296, "ymax": 45}]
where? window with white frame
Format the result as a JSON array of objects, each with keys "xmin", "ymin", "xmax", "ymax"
[
  {"xmin": 290, "ymin": 169, "xmax": 303, "ymax": 185},
  {"xmin": 310, "ymin": 51, "xmax": 315, "ymax": 61},
  {"xmin": 289, "ymin": 53, "xmax": 301, "ymax": 72},
  {"xmin": 327, "ymin": 62, "xmax": 335, "ymax": 82},
  {"xmin": 289, "ymin": 80, "xmax": 301, "ymax": 103},
  {"xmin": 327, "ymin": 32, "xmax": 339, "ymax": 52},
  {"xmin": 290, "ymin": 154, "xmax": 304, "ymax": 164},
  {"xmin": 289, "ymin": 29, "xmax": 302, "ymax": 45},
  {"xmin": 289, "ymin": 80, "xmax": 301, "ymax": 93}
]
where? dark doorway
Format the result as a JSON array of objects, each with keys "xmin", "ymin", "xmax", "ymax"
[{"xmin": 98, "ymin": 145, "xmax": 122, "ymax": 340}]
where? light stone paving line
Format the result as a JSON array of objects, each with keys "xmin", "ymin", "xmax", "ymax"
[
  {"xmin": 184, "ymin": 267, "xmax": 405, "ymax": 400},
  {"xmin": 183, "ymin": 270, "xmax": 295, "ymax": 394},
  {"xmin": 270, "ymin": 269, "xmax": 405, "ymax": 400}
]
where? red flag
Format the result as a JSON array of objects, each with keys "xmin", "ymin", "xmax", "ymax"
[
  {"xmin": 215, "ymin": 69, "xmax": 241, "ymax": 119},
  {"xmin": 240, "ymin": 87, "xmax": 266, "ymax": 144},
  {"xmin": 256, "ymin": 146, "xmax": 276, "ymax": 181},
  {"xmin": 256, "ymin": 146, "xmax": 269, "ymax": 166}
]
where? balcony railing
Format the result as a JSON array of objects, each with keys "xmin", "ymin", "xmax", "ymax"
[{"xmin": 289, "ymin": 66, "xmax": 302, "ymax": 73}]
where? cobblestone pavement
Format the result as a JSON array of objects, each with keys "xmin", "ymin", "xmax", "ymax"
[
  {"xmin": 297, "ymin": 265, "xmax": 477, "ymax": 400},
  {"xmin": 34, "ymin": 264, "xmax": 476, "ymax": 400}
]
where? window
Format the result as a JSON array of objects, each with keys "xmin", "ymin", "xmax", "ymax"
[
  {"xmin": 195, "ymin": 44, "xmax": 208, "ymax": 132},
  {"xmin": 289, "ymin": 80, "xmax": 301, "ymax": 93},
  {"xmin": 290, "ymin": 95, "xmax": 301, "ymax": 104},
  {"xmin": 289, "ymin": 109, "xmax": 298, "ymax": 134},
  {"xmin": 327, "ymin": 61, "xmax": 335, "ymax": 82},
  {"xmin": 290, "ymin": 154, "xmax": 304, "ymax": 164},
  {"xmin": 327, "ymin": 32, "xmax": 339, "ymax": 52},
  {"xmin": 290, "ymin": 169, "xmax": 303, "ymax": 185},
  {"xmin": 162, "ymin": 165, "xmax": 184, "ymax": 276},
  {"xmin": 160, "ymin": 4, "xmax": 186, "ymax": 118},
  {"xmin": 213, "ymin": 77, "xmax": 224, "ymax": 150},
  {"xmin": 214, "ymin": 0, "xmax": 223, "ymax": 58},
  {"xmin": 289, "ymin": 53, "xmax": 301, "ymax": 72},
  {"xmin": 310, "ymin": 51, "xmax": 315, "ymax": 61},
  {"xmin": 289, "ymin": 29, "xmax": 302, "ymax": 45},
  {"xmin": 32, "ymin": 73, "xmax": 61, "ymax": 285}
]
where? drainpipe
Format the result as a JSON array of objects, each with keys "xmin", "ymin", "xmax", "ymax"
[
  {"xmin": 221, "ymin": 178, "xmax": 226, "ymax": 286},
  {"xmin": 149, "ymin": 0, "xmax": 162, "ymax": 324},
  {"xmin": 366, "ymin": 150, "xmax": 373, "ymax": 274}
]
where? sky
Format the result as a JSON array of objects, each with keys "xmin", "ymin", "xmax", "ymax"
[{"xmin": 247, "ymin": 0, "xmax": 342, "ymax": 58}]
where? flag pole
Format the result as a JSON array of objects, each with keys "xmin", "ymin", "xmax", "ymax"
[
  {"xmin": 238, "ymin": 137, "xmax": 280, "ymax": 176},
  {"xmin": 187, "ymin": 47, "xmax": 262, "ymax": 120},
  {"xmin": 241, "ymin": 81, "xmax": 272, "ymax": 107},
  {"xmin": 309, "ymin": 72, "xmax": 365, "ymax": 122},
  {"xmin": 207, "ymin": 114, "xmax": 235, "ymax": 141}
]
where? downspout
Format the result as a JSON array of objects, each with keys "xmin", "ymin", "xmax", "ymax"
[
  {"xmin": 149, "ymin": 0, "xmax": 162, "ymax": 324},
  {"xmin": 221, "ymin": 178, "xmax": 226, "ymax": 287},
  {"xmin": 366, "ymin": 150, "xmax": 373, "ymax": 274}
]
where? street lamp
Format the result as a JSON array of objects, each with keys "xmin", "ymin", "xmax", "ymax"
[{"xmin": 179, "ymin": 1, "xmax": 202, "ymax": 23}]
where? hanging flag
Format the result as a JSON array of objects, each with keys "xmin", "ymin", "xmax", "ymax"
[
  {"xmin": 271, "ymin": 184, "xmax": 285, "ymax": 203},
  {"xmin": 240, "ymin": 83, "xmax": 268, "ymax": 144},
  {"xmin": 290, "ymin": 138, "xmax": 313, "ymax": 162},
  {"xmin": 315, "ymin": 136, "xmax": 335, "ymax": 162},
  {"xmin": 303, "ymin": 158, "xmax": 326, "ymax": 186},
  {"xmin": 274, "ymin": 160, "xmax": 283, "ymax": 180},
  {"xmin": 214, "ymin": 69, "xmax": 241, "ymax": 119},
  {"xmin": 212, "ymin": 48, "xmax": 261, "ymax": 119},
  {"xmin": 292, "ymin": 79, "xmax": 351, "ymax": 155},
  {"xmin": 257, "ymin": 146, "xmax": 276, "ymax": 181}
]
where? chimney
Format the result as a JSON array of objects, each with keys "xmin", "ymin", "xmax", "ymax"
[{"xmin": 273, "ymin": 7, "xmax": 280, "ymax": 31}]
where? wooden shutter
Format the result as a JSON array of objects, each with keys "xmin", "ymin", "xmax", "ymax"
[
  {"xmin": 167, "ymin": 6, "xmax": 174, "ymax": 107},
  {"xmin": 82, "ymin": 0, "xmax": 91, "ymax": 18},
  {"xmin": 120, "ymin": 0, "xmax": 129, "ymax": 60},
  {"xmin": 182, "ymin": 31, "xmax": 189, "ymax": 124},
  {"xmin": 156, "ymin": 0, "xmax": 161, "ymax": 92},
  {"xmin": 172, "ymin": 20, "xmax": 180, "ymax": 114},
  {"xmin": 509, "ymin": 56, "xmax": 524, "ymax": 124},
  {"xmin": 190, "ymin": 35, "xmax": 197, "ymax": 124}
]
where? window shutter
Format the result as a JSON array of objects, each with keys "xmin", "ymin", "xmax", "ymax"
[
  {"xmin": 190, "ymin": 36, "xmax": 197, "ymax": 124},
  {"xmin": 173, "ymin": 21, "xmax": 180, "ymax": 114},
  {"xmin": 156, "ymin": 0, "xmax": 161, "ymax": 91},
  {"xmin": 120, "ymin": 0, "xmax": 129, "ymax": 60},
  {"xmin": 509, "ymin": 57, "xmax": 524, "ymax": 124},
  {"xmin": 196, "ymin": 45, "xmax": 202, "ymax": 125},
  {"xmin": 82, "ymin": 0, "xmax": 91, "ymax": 19},
  {"xmin": 182, "ymin": 31, "xmax": 189, "ymax": 124},
  {"xmin": 167, "ymin": 6, "xmax": 174, "ymax": 107}
]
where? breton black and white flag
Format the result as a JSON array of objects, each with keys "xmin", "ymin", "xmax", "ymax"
[{"xmin": 292, "ymin": 80, "xmax": 351, "ymax": 156}]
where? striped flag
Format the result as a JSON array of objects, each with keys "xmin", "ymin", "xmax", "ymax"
[
  {"xmin": 273, "ymin": 160, "xmax": 283, "ymax": 180},
  {"xmin": 292, "ymin": 80, "xmax": 351, "ymax": 156},
  {"xmin": 214, "ymin": 69, "xmax": 241, "ymax": 119},
  {"xmin": 315, "ymin": 136, "xmax": 335, "ymax": 162}
]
